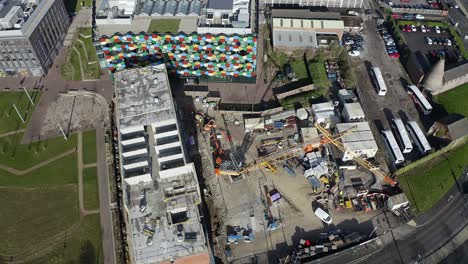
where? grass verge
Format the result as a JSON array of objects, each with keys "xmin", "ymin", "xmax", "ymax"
[
  {"xmin": 0, "ymin": 154, "xmax": 78, "ymax": 187},
  {"xmin": 64, "ymin": 0, "xmax": 93, "ymax": 13},
  {"xmin": 0, "ymin": 133, "xmax": 77, "ymax": 170},
  {"xmin": 23, "ymin": 214, "xmax": 103, "ymax": 264},
  {"xmin": 434, "ymin": 83, "xmax": 468, "ymax": 116},
  {"xmin": 83, "ymin": 167, "xmax": 99, "ymax": 210},
  {"xmin": 148, "ymin": 19, "xmax": 181, "ymax": 33},
  {"xmin": 83, "ymin": 130, "xmax": 97, "ymax": 164},
  {"xmin": 0, "ymin": 91, "xmax": 41, "ymax": 134},
  {"xmin": 399, "ymin": 142, "xmax": 468, "ymax": 213},
  {"xmin": 0, "ymin": 185, "xmax": 79, "ymax": 255}
]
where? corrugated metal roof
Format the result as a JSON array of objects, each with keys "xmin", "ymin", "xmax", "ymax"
[
  {"xmin": 164, "ymin": 0, "xmax": 178, "ymax": 15},
  {"xmin": 272, "ymin": 9, "xmax": 341, "ymax": 20},
  {"xmin": 273, "ymin": 30, "xmax": 317, "ymax": 48},
  {"xmin": 188, "ymin": 0, "xmax": 202, "ymax": 15},
  {"xmin": 140, "ymin": 0, "xmax": 155, "ymax": 15},
  {"xmin": 323, "ymin": 20, "xmax": 344, "ymax": 29},
  {"xmin": 176, "ymin": 0, "xmax": 190, "ymax": 15},
  {"xmin": 151, "ymin": 0, "xmax": 166, "ymax": 15}
]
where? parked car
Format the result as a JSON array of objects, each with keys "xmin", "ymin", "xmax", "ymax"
[
  {"xmin": 314, "ymin": 208, "xmax": 332, "ymax": 224},
  {"xmin": 351, "ymin": 45, "xmax": 364, "ymax": 51},
  {"xmin": 411, "ymin": 24, "xmax": 417, "ymax": 32},
  {"xmin": 454, "ymin": 2, "xmax": 459, "ymax": 8},
  {"xmin": 425, "ymin": 36, "xmax": 433, "ymax": 45},
  {"xmin": 415, "ymin": 14, "xmax": 425, "ymax": 19},
  {"xmin": 420, "ymin": 25, "xmax": 427, "ymax": 32},
  {"xmin": 402, "ymin": 13, "xmax": 414, "ymax": 19},
  {"xmin": 349, "ymin": 50, "xmax": 360, "ymax": 57},
  {"xmin": 386, "ymin": 40, "xmax": 396, "ymax": 46},
  {"xmin": 435, "ymin": 26, "xmax": 441, "ymax": 34},
  {"xmin": 392, "ymin": 13, "xmax": 401, "ymax": 19},
  {"xmin": 445, "ymin": 39, "xmax": 452, "ymax": 46},
  {"xmin": 389, "ymin": 52, "xmax": 400, "ymax": 58},
  {"xmin": 387, "ymin": 46, "xmax": 398, "ymax": 53},
  {"xmin": 344, "ymin": 39, "xmax": 355, "ymax": 45}
]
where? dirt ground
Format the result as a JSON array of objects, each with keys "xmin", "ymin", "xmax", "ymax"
[
  {"xmin": 194, "ymin": 104, "xmax": 391, "ymax": 263},
  {"xmin": 37, "ymin": 92, "xmax": 108, "ymax": 140}
]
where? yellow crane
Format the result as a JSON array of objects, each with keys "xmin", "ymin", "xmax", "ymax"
[
  {"xmin": 314, "ymin": 123, "xmax": 398, "ymax": 186},
  {"xmin": 219, "ymin": 125, "xmax": 358, "ymax": 176}
]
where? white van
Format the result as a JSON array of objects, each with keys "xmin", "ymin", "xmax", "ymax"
[{"xmin": 314, "ymin": 208, "xmax": 332, "ymax": 224}]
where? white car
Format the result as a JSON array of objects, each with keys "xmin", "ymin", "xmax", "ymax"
[
  {"xmin": 446, "ymin": 39, "xmax": 452, "ymax": 46},
  {"xmin": 435, "ymin": 26, "xmax": 441, "ymax": 34},
  {"xmin": 454, "ymin": 2, "xmax": 459, "ymax": 8},
  {"xmin": 420, "ymin": 25, "xmax": 427, "ymax": 33},
  {"xmin": 415, "ymin": 14, "xmax": 425, "ymax": 20},
  {"xmin": 349, "ymin": 50, "xmax": 360, "ymax": 57},
  {"xmin": 411, "ymin": 24, "xmax": 417, "ymax": 32},
  {"xmin": 344, "ymin": 39, "xmax": 355, "ymax": 45},
  {"xmin": 314, "ymin": 208, "xmax": 332, "ymax": 224},
  {"xmin": 425, "ymin": 36, "xmax": 433, "ymax": 45}
]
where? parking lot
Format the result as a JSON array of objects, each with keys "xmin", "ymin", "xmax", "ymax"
[
  {"xmin": 351, "ymin": 17, "xmax": 423, "ymax": 170},
  {"xmin": 401, "ymin": 25, "xmax": 462, "ymax": 64}
]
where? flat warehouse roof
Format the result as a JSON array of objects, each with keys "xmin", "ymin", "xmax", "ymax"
[{"xmin": 271, "ymin": 9, "xmax": 341, "ymax": 20}]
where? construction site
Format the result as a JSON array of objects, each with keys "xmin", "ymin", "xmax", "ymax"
[{"xmin": 187, "ymin": 89, "xmax": 410, "ymax": 263}]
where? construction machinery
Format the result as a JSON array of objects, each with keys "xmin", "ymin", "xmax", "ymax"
[
  {"xmin": 218, "ymin": 125, "xmax": 358, "ymax": 177},
  {"xmin": 314, "ymin": 123, "xmax": 398, "ymax": 186}
]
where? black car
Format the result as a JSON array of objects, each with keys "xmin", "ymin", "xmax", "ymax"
[{"xmin": 351, "ymin": 45, "xmax": 364, "ymax": 51}]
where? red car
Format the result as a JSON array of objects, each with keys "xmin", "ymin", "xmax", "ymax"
[
  {"xmin": 389, "ymin": 52, "xmax": 400, "ymax": 58},
  {"xmin": 392, "ymin": 13, "xmax": 401, "ymax": 18}
]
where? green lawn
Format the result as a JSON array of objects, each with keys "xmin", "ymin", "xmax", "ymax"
[
  {"xmin": 64, "ymin": 0, "xmax": 93, "ymax": 13},
  {"xmin": 0, "ymin": 154, "xmax": 77, "ymax": 187},
  {"xmin": 62, "ymin": 27, "xmax": 100, "ymax": 81},
  {"xmin": 148, "ymin": 19, "xmax": 181, "ymax": 33},
  {"xmin": 291, "ymin": 58, "xmax": 309, "ymax": 80},
  {"xmin": 0, "ymin": 129, "xmax": 102, "ymax": 263},
  {"xmin": 83, "ymin": 130, "xmax": 97, "ymax": 164},
  {"xmin": 0, "ymin": 91, "xmax": 41, "ymax": 134},
  {"xmin": 23, "ymin": 214, "xmax": 103, "ymax": 264},
  {"xmin": 0, "ymin": 185, "xmax": 79, "ymax": 256},
  {"xmin": 83, "ymin": 167, "xmax": 99, "ymax": 210},
  {"xmin": 399, "ymin": 143, "xmax": 468, "ymax": 213},
  {"xmin": 435, "ymin": 83, "xmax": 468, "ymax": 117},
  {"xmin": 0, "ymin": 133, "xmax": 77, "ymax": 170}
]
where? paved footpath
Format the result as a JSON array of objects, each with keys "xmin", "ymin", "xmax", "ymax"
[{"xmin": 96, "ymin": 126, "xmax": 117, "ymax": 264}]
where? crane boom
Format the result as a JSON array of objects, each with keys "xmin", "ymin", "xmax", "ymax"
[{"xmin": 314, "ymin": 123, "xmax": 397, "ymax": 186}]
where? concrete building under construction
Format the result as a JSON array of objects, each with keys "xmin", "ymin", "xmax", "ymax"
[{"xmin": 114, "ymin": 65, "xmax": 209, "ymax": 264}]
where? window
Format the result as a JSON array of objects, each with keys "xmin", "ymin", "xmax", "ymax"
[
  {"xmin": 222, "ymin": 13, "xmax": 229, "ymax": 20},
  {"xmin": 207, "ymin": 13, "xmax": 213, "ymax": 19}
]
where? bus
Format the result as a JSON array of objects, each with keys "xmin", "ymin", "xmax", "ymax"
[
  {"xmin": 392, "ymin": 118, "xmax": 413, "ymax": 153},
  {"xmin": 407, "ymin": 85, "xmax": 432, "ymax": 115},
  {"xmin": 370, "ymin": 67, "xmax": 387, "ymax": 96},
  {"xmin": 381, "ymin": 130, "xmax": 405, "ymax": 165},
  {"xmin": 406, "ymin": 121, "xmax": 431, "ymax": 154}
]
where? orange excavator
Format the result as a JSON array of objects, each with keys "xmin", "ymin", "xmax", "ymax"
[{"xmin": 211, "ymin": 128, "xmax": 224, "ymax": 175}]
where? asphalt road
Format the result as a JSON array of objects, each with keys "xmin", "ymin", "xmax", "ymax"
[
  {"xmin": 445, "ymin": 0, "xmax": 468, "ymax": 49},
  {"xmin": 306, "ymin": 172, "xmax": 468, "ymax": 264},
  {"xmin": 96, "ymin": 126, "xmax": 117, "ymax": 264},
  {"xmin": 362, "ymin": 187, "xmax": 468, "ymax": 264}
]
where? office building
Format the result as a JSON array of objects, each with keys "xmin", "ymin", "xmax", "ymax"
[
  {"xmin": 114, "ymin": 64, "xmax": 209, "ymax": 264},
  {"xmin": 0, "ymin": 0, "xmax": 69, "ymax": 77}
]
